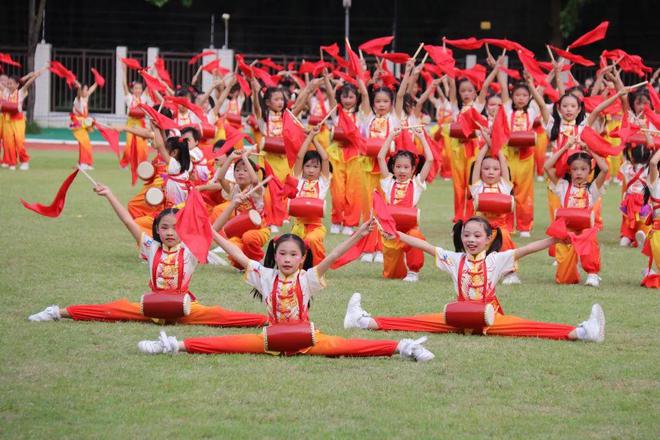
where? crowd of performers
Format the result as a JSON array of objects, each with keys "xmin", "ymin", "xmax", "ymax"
[{"xmin": 13, "ymin": 22, "xmax": 660, "ymax": 361}]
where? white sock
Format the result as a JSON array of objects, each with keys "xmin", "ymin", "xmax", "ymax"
[
  {"xmin": 357, "ymin": 316, "xmax": 372, "ymax": 329},
  {"xmin": 575, "ymin": 326, "xmax": 587, "ymax": 340}
]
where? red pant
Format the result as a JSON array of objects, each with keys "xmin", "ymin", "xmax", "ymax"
[
  {"xmin": 184, "ymin": 331, "xmax": 398, "ymax": 357},
  {"xmin": 382, "ymin": 228, "xmax": 425, "ymax": 278},
  {"xmin": 555, "ymin": 240, "xmax": 600, "ymax": 284},
  {"xmin": 66, "ymin": 298, "xmax": 268, "ymax": 327},
  {"xmin": 374, "ymin": 312, "xmax": 574, "ymax": 340}
]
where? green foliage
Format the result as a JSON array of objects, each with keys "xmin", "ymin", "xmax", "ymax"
[
  {"xmin": 560, "ymin": 0, "xmax": 589, "ymax": 39},
  {"xmin": 1, "ymin": 151, "xmax": 658, "ymax": 438}
]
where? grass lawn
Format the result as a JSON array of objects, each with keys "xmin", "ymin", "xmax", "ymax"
[{"xmin": 1, "ymin": 150, "xmax": 658, "ymax": 439}]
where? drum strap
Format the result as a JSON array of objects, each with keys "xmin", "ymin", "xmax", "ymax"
[
  {"xmin": 563, "ymin": 182, "xmax": 590, "ymax": 209},
  {"xmin": 457, "ymin": 255, "xmax": 489, "ymax": 302},
  {"xmin": 390, "ymin": 179, "xmax": 415, "ymax": 207},
  {"xmin": 266, "ymin": 112, "xmax": 283, "ymax": 137},
  {"xmin": 150, "ymin": 246, "xmax": 185, "ymax": 293},
  {"xmin": 510, "ymin": 109, "xmax": 530, "ymax": 132},
  {"xmin": 624, "ymin": 166, "xmax": 647, "ymax": 193},
  {"xmin": 270, "ymin": 273, "xmax": 306, "ymax": 323}
]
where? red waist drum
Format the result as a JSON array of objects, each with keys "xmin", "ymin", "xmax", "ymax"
[
  {"xmin": 137, "ymin": 161, "xmax": 156, "ymax": 181},
  {"xmin": 128, "ymin": 107, "xmax": 145, "ymax": 118},
  {"xmin": 555, "ymin": 207, "xmax": 594, "ymax": 230},
  {"xmin": 474, "ymin": 193, "xmax": 514, "ymax": 215},
  {"xmin": 263, "ymin": 321, "xmax": 316, "ymax": 354},
  {"xmin": 388, "ymin": 205, "xmax": 419, "ymax": 231},
  {"xmin": 145, "ymin": 187, "xmax": 165, "ymax": 207},
  {"xmin": 449, "ymin": 123, "xmax": 476, "ymax": 140},
  {"xmin": 200, "ymin": 123, "xmax": 216, "ymax": 139},
  {"xmin": 263, "ymin": 136, "xmax": 286, "ymax": 154},
  {"xmin": 308, "ymin": 114, "xmax": 325, "ymax": 126},
  {"xmin": 140, "ymin": 292, "xmax": 192, "ymax": 320},
  {"xmin": 364, "ymin": 138, "xmax": 384, "ymax": 157},
  {"xmin": 444, "ymin": 301, "xmax": 495, "ymax": 331},
  {"xmin": 508, "ymin": 130, "xmax": 537, "ymax": 148},
  {"xmin": 224, "ymin": 209, "xmax": 262, "ymax": 237},
  {"xmin": 333, "ymin": 126, "xmax": 350, "ymax": 144},
  {"xmin": 288, "ymin": 197, "xmax": 325, "ymax": 219},
  {"xmin": 1, "ymin": 101, "xmax": 19, "ymax": 114}
]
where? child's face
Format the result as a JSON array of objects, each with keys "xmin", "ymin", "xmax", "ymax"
[
  {"xmin": 157, "ymin": 214, "xmax": 180, "ymax": 248},
  {"xmin": 340, "ymin": 91, "xmax": 357, "ymax": 110},
  {"xmin": 132, "ymin": 83, "xmax": 143, "ymax": 96},
  {"xmin": 274, "ymin": 240, "xmax": 304, "ymax": 275},
  {"xmin": 0, "ymin": 75, "xmax": 8, "ymax": 87},
  {"xmin": 459, "ymin": 81, "xmax": 477, "ymax": 104},
  {"xmin": 393, "ymin": 156, "xmax": 413, "ymax": 181},
  {"xmin": 233, "ymin": 161, "xmax": 251, "ymax": 186},
  {"xmin": 512, "ymin": 87, "xmax": 530, "ymax": 109},
  {"xmin": 373, "ymin": 91, "xmax": 392, "ymax": 115},
  {"xmin": 7, "ymin": 78, "xmax": 18, "ymax": 91},
  {"xmin": 486, "ymin": 96, "xmax": 502, "ymax": 117},
  {"xmin": 267, "ymin": 91, "xmax": 285, "ymax": 112},
  {"xmin": 634, "ymin": 95, "xmax": 650, "ymax": 115},
  {"xmin": 303, "ymin": 158, "xmax": 321, "ymax": 180},
  {"xmin": 569, "ymin": 158, "xmax": 591, "ymax": 186},
  {"xmin": 181, "ymin": 132, "xmax": 197, "ymax": 149},
  {"xmin": 559, "ymin": 96, "xmax": 580, "ymax": 122},
  {"xmin": 81, "ymin": 85, "xmax": 89, "ymax": 98},
  {"xmin": 481, "ymin": 157, "xmax": 502, "ymax": 184},
  {"xmin": 461, "ymin": 221, "xmax": 490, "ymax": 256}
]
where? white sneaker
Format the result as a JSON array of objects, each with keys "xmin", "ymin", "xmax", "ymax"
[
  {"xmin": 343, "ymin": 292, "xmax": 371, "ymax": 329},
  {"xmin": 360, "ymin": 253, "xmax": 374, "ymax": 263},
  {"xmin": 501, "ymin": 272, "xmax": 522, "ymax": 285},
  {"xmin": 270, "ymin": 225, "xmax": 279, "ymax": 233},
  {"xmin": 398, "ymin": 337, "xmax": 435, "ymax": 362},
  {"xmin": 28, "ymin": 305, "xmax": 61, "ymax": 322},
  {"xmin": 19, "ymin": 162, "xmax": 29, "ymax": 171},
  {"xmin": 330, "ymin": 224, "xmax": 341, "ymax": 234},
  {"xmin": 373, "ymin": 252, "xmax": 384, "ymax": 263},
  {"xmin": 211, "ymin": 246, "xmax": 226, "ymax": 254},
  {"xmin": 635, "ymin": 230, "xmax": 647, "ymax": 248},
  {"xmin": 536, "ymin": 176, "xmax": 545, "ymax": 182},
  {"xmin": 403, "ymin": 271, "xmax": 419, "ymax": 282},
  {"xmin": 585, "ymin": 273, "xmax": 601, "ymax": 288},
  {"xmin": 619, "ymin": 237, "xmax": 632, "ymax": 247},
  {"xmin": 341, "ymin": 226, "xmax": 354, "ymax": 236},
  {"xmin": 552, "ymin": 260, "xmax": 558, "ymax": 266},
  {"xmin": 206, "ymin": 252, "xmax": 228, "ymax": 266},
  {"xmin": 577, "ymin": 304, "xmax": 605, "ymax": 342},
  {"xmin": 519, "ymin": 231, "xmax": 531, "ymax": 238},
  {"xmin": 9, "ymin": 166, "xmax": 16, "ymax": 171},
  {"xmin": 138, "ymin": 331, "xmax": 180, "ymax": 354},
  {"xmin": 1, "ymin": 163, "xmax": 8, "ymax": 168}
]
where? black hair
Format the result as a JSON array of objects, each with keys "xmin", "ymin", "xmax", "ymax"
[
  {"xmin": 549, "ymin": 94, "xmax": 586, "ymax": 141},
  {"xmin": 303, "ymin": 150, "xmax": 322, "ymax": 167},
  {"xmin": 563, "ymin": 151, "xmax": 600, "ymax": 183},
  {"xmin": 510, "ymin": 81, "xmax": 532, "ymax": 111},
  {"xmin": 151, "ymin": 104, "xmax": 173, "ymax": 119},
  {"xmin": 387, "ymin": 150, "xmax": 425, "ymax": 175},
  {"xmin": 624, "ymin": 143, "xmax": 651, "ymax": 165},
  {"xmin": 152, "ymin": 208, "xmax": 179, "ymax": 243},
  {"xmin": 452, "ymin": 217, "xmax": 503, "ymax": 255},
  {"xmin": 629, "ymin": 88, "xmax": 651, "ymax": 112},
  {"xmin": 261, "ymin": 87, "xmax": 288, "ymax": 121},
  {"xmin": 166, "ymin": 136, "xmax": 191, "ymax": 172},
  {"xmin": 250, "ymin": 234, "xmax": 314, "ymax": 301},
  {"xmin": 456, "ymin": 77, "xmax": 477, "ymax": 111},
  {"xmin": 230, "ymin": 83, "xmax": 241, "ymax": 94},
  {"xmin": 180, "ymin": 126, "xmax": 201, "ymax": 142},
  {"xmin": 369, "ymin": 86, "xmax": 395, "ymax": 111},
  {"xmin": 175, "ymin": 87, "xmax": 193, "ymax": 99},
  {"xmin": 402, "ymin": 93, "xmax": 415, "ymax": 115},
  {"xmin": 468, "ymin": 156, "xmax": 511, "ymax": 188},
  {"xmin": 566, "ymin": 85, "xmax": 586, "ymax": 98},
  {"xmin": 212, "ymin": 139, "xmax": 233, "ymax": 156},
  {"xmin": 336, "ymin": 83, "xmax": 361, "ymax": 110}
]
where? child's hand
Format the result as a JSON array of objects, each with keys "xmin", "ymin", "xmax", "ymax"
[
  {"xmin": 356, "ymin": 218, "xmax": 376, "ymax": 237},
  {"xmin": 309, "ymin": 124, "xmax": 321, "ymax": 135},
  {"xmin": 93, "ymin": 183, "xmax": 111, "ymax": 197},
  {"xmin": 392, "ymin": 127, "xmax": 402, "ymax": 137},
  {"xmin": 229, "ymin": 150, "xmax": 242, "ymax": 161}
]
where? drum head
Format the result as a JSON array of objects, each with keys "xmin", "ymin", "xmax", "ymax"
[
  {"xmin": 145, "ymin": 188, "xmax": 164, "ymax": 206},
  {"xmin": 484, "ymin": 303, "xmax": 495, "ymax": 326},
  {"xmin": 247, "ymin": 209, "xmax": 262, "ymax": 225},
  {"xmin": 137, "ymin": 161, "xmax": 155, "ymax": 180}
]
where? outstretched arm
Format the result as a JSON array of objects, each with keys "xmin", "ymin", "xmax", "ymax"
[
  {"xmin": 514, "ymin": 238, "xmax": 557, "ymax": 260},
  {"xmin": 315, "ymin": 219, "xmax": 375, "ymax": 278},
  {"xmin": 93, "ymin": 184, "xmax": 142, "ymax": 243},
  {"xmin": 397, "ymin": 231, "xmax": 436, "ymax": 256}
]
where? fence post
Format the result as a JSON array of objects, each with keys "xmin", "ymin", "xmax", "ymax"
[
  {"xmin": 115, "ymin": 46, "xmax": 127, "ymax": 116},
  {"xmin": 465, "ymin": 54, "xmax": 476, "ymax": 69},
  {"xmin": 33, "ymin": 42, "xmax": 51, "ymax": 125},
  {"xmin": 147, "ymin": 47, "xmax": 159, "ymax": 70}
]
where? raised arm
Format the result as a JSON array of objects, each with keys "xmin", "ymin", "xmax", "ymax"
[
  {"xmin": 377, "ymin": 128, "xmax": 398, "ymax": 178},
  {"xmin": 447, "ymin": 77, "xmax": 457, "ymax": 107},
  {"xmin": 314, "ymin": 219, "xmax": 374, "ymax": 277},
  {"xmin": 524, "ymin": 70, "xmax": 550, "ymax": 125},
  {"xmin": 312, "ymin": 135, "xmax": 331, "ymax": 179},
  {"xmin": 357, "ymin": 78, "xmax": 372, "ymax": 116},
  {"xmin": 323, "ymin": 72, "xmax": 337, "ymax": 112},
  {"xmin": 414, "ymin": 78, "xmax": 442, "ymax": 117},
  {"xmin": 93, "ymin": 183, "xmax": 142, "ymax": 243},
  {"xmin": 395, "ymin": 60, "xmax": 415, "ymax": 118},
  {"xmin": 250, "ymin": 77, "xmax": 263, "ymax": 120},
  {"xmin": 472, "ymin": 137, "xmax": 489, "ymax": 186},
  {"xmin": 476, "ymin": 58, "xmax": 502, "ymax": 105},
  {"xmin": 151, "ymin": 126, "xmax": 172, "ymax": 163},
  {"xmin": 544, "ymin": 141, "xmax": 572, "ymax": 184},
  {"xmin": 586, "ymin": 87, "xmax": 628, "ymax": 127},
  {"xmin": 20, "ymin": 66, "xmax": 47, "ymax": 90},
  {"xmin": 514, "ymin": 237, "xmax": 557, "ymax": 260},
  {"xmin": 122, "ymin": 65, "xmax": 129, "ymax": 96},
  {"xmin": 414, "ymin": 127, "xmax": 434, "ymax": 182},
  {"xmin": 587, "ymin": 147, "xmax": 610, "ymax": 190},
  {"xmin": 293, "ymin": 127, "xmax": 318, "ymax": 176}
]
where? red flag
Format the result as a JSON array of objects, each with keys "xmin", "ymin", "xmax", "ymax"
[
  {"xmin": 164, "ymin": 95, "xmax": 206, "ymax": 122},
  {"xmin": 20, "ymin": 169, "xmax": 79, "ymax": 217},
  {"xmin": 330, "ymin": 235, "xmax": 368, "ymax": 269},
  {"xmin": 252, "ymin": 66, "xmax": 277, "ymax": 87},
  {"xmin": 215, "ymin": 132, "xmax": 253, "ymax": 157},
  {"xmin": 282, "ymin": 111, "xmax": 306, "ymax": 167},
  {"xmin": 90, "ymin": 68, "xmax": 105, "ymax": 88},
  {"xmin": 499, "ymin": 66, "xmax": 521, "ymax": 80},
  {"xmin": 424, "ymin": 130, "xmax": 443, "ymax": 182},
  {"xmin": 175, "ymin": 188, "xmax": 213, "ymax": 264},
  {"xmin": 518, "ymin": 51, "xmax": 548, "ymax": 87},
  {"xmin": 646, "ymin": 84, "xmax": 660, "ymax": 110},
  {"xmin": 140, "ymin": 71, "xmax": 167, "ymax": 93},
  {"xmin": 546, "ymin": 217, "xmax": 569, "ymax": 241},
  {"xmin": 544, "ymin": 85, "xmax": 560, "ymax": 103},
  {"xmin": 235, "ymin": 54, "xmax": 253, "ymax": 78},
  {"xmin": 236, "ymin": 74, "xmax": 251, "ymax": 97},
  {"xmin": 332, "ymin": 69, "xmax": 358, "ymax": 86},
  {"xmin": 582, "ymin": 94, "xmax": 621, "ymax": 115},
  {"xmin": 121, "ymin": 57, "xmax": 143, "ymax": 70},
  {"xmin": 262, "ymin": 162, "xmax": 287, "ymax": 225},
  {"xmin": 373, "ymin": 191, "xmax": 398, "ymax": 238},
  {"xmin": 188, "ymin": 50, "xmax": 216, "ymax": 65},
  {"xmin": 424, "ymin": 45, "xmax": 455, "ymax": 70},
  {"xmin": 548, "ymin": 45, "xmax": 595, "ymax": 67},
  {"xmin": 94, "ymin": 122, "xmax": 120, "ymax": 158},
  {"xmin": 298, "ymin": 60, "xmax": 317, "ymax": 75},
  {"xmin": 358, "ymin": 36, "xmax": 394, "ymax": 55},
  {"xmin": 567, "ymin": 21, "xmax": 609, "ymax": 50},
  {"xmin": 0, "ymin": 53, "xmax": 21, "ymax": 67},
  {"xmin": 259, "ymin": 58, "xmax": 284, "ymax": 72},
  {"xmin": 610, "ymin": 112, "xmax": 640, "ymax": 144},
  {"xmin": 490, "ymin": 105, "xmax": 510, "ymax": 156},
  {"xmin": 580, "ymin": 125, "xmax": 624, "ymax": 156},
  {"xmin": 456, "ymin": 64, "xmax": 486, "ymax": 89},
  {"xmin": 346, "ymin": 42, "xmax": 368, "ymax": 83},
  {"xmin": 644, "ymin": 105, "xmax": 660, "ymax": 129},
  {"xmin": 395, "ymin": 128, "xmax": 417, "ymax": 154},
  {"xmin": 321, "ymin": 43, "xmax": 349, "ymax": 68},
  {"xmin": 154, "ymin": 57, "xmax": 173, "ymax": 87},
  {"xmin": 481, "ymin": 38, "xmax": 534, "ymax": 58},
  {"xmin": 443, "ymin": 37, "xmax": 483, "ymax": 50},
  {"xmin": 49, "ymin": 61, "xmax": 77, "ymax": 88},
  {"xmin": 336, "ymin": 106, "xmax": 364, "ymax": 154},
  {"xmin": 138, "ymin": 103, "xmax": 179, "ymax": 130},
  {"xmin": 201, "ymin": 59, "xmax": 230, "ymax": 75},
  {"xmin": 374, "ymin": 52, "xmax": 410, "ymax": 64},
  {"xmin": 458, "ymin": 107, "xmax": 488, "ymax": 138}
]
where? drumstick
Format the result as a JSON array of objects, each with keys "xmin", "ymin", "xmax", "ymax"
[
  {"xmin": 546, "ymin": 45, "xmax": 556, "ymax": 63},
  {"xmin": 418, "ymin": 52, "xmax": 429, "ymax": 67},
  {"xmin": 485, "ymin": 43, "xmax": 492, "ymax": 60},
  {"xmin": 629, "ymin": 81, "xmax": 648, "ymax": 90},
  {"xmin": 317, "ymin": 104, "xmax": 338, "ymax": 126},
  {"xmin": 286, "ymin": 108, "xmax": 305, "ymax": 128},
  {"xmin": 76, "ymin": 165, "xmax": 98, "ymax": 186},
  {"xmin": 642, "ymin": 128, "xmax": 660, "ymax": 135},
  {"xmin": 405, "ymin": 124, "xmax": 428, "ymax": 130},
  {"xmin": 244, "ymin": 175, "xmax": 273, "ymax": 197},
  {"xmin": 411, "ymin": 43, "xmax": 424, "ymax": 61}
]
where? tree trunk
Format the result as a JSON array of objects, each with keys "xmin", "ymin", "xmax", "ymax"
[{"xmin": 26, "ymin": 0, "xmax": 47, "ymax": 124}]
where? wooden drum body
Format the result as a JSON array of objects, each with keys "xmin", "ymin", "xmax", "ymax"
[
  {"xmin": 444, "ymin": 301, "xmax": 495, "ymax": 331},
  {"xmin": 263, "ymin": 136, "xmax": 286, "ymax": 154},
  {"xmin": 224, "ymin": 210, "xmax": 262, "ymax": 238},
  {"xmin": 555, "ymin": 208, "xmax": 594, "ymax": 231},
  {"xmin": 263, "ymin": 321, "xmax": 316, "ymax": 354},
  {"xmin": 389, "ymin": 205, "xmax": 419, "ymax": 232},
  {"xmin": 140, "ymin": 292, "xmax": 192, "ymax": 320},
  {"xmin": 288, "ymin": 198, "xmax": 325, "ymax": 219},
  {"xmin": 474, "ymin": 193, "xmax": 514, "ymax": 215},
  {"xmin": 508, "ymin": 130, "xmax": 537, "ymax": 148}
]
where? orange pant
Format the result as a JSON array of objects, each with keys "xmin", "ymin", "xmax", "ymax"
[
  {"xmin": 449, "ymin": 138, "xmax": 476, "ymax": 222},
  {"xmin": 229, "ymin": 228, "xmax": 270, "ymax": 268},
  {"xmin": 66, "ymin": 298, "xmax": 268, "ymax": 327},
  {"xmin": 555, "ymin": 239, "xmax": 600, "ymax": 284},
  {"xmin": 209, "ymin": 201, "xmax": 232, "ymax": 225},
  {"xmin": 291, "ymin": 220, "xmax": 326, "ymax": 266},
  {"xmin": 135, "ymin": 215, "xmax": 155, "ymax": 236},
  {"xmin": 383, "ymin": 228, "xmax": 425, "ymax": 278},
  {"xmin": 374, "ymin": 312, "xmax": 574, "ymax": 340},
  {"xmin": 499, "ymin": 227, "xmax": 516, "ymax": 251},
  {"xmin": 505, "ymin": 148, "xmax": 534, "ymax": 232},
  {"xmin": 642, "ymin": 228, "xmax": 660, "ymax": 288},
  {"xmin": 121, "ymin": 117, "xmax": 148, "ymax": 168},
  {"xmin": 184, "ymin": 330, "xmax": 398, "ymax": 357},
  {"xmin": 2, "ymin": 115, "xmax": 29, "ymax": 166},
  {"xmin": 72, "ymin": 127, "xmax": 94, "ymax": 166},
  {"xmin": 361, "ymin": 167, "xmax": 382, "ymax": 253},
  {"xmin": 328, "ymin": 144, "xmax": 363, "ymax": 227},
  {"xmin": 534, "ymin": 131, "xmax": 548, "ymax": 177}
]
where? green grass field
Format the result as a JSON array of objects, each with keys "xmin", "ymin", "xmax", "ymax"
[{"xmin": 1, "ymin": 150, "xmax": 658, "ymax": 439}]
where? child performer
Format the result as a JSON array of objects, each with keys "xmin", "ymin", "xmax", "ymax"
[
  {"xmin": 28, "ymin": 183, "xmax": 268, "ymax": 328},
  {"xmin": 344, "ymin": 217, "xmax": 605, "ymax": 343},
  {"xmin": 619, "ymin": 143, "xmax": 651, "ymax": 247},
  {"xmin": 470, "ymin": 130, "xmax": 520, "ymax": 285},
  {"xmin": 544, "ymin": 143, "xmax": 609, "ymax": 287},
  {"xmin": 377, "ymin": 127, "xmax": 433, "ymax": 282},
  {"xmin": 291, "ymin": 126, "xmax": 331, "ymax": 265},
  {"xmin": 137, "ymin": 219, "xmax": 434, "ymax": 362},
  {"xmin": 121, "ymin": 68, "xmax": 150, "ymax": 167},
  {"xmin": 326, "ymin": 81, "xmax": 363, "ymax": 235},
  {"xmin": 70, "ymin": 80, "xmax": 99, "ymax": 170},
  {"xmin": 641, "ymin": 138, "xmax": 660, "ymax": 287}
]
